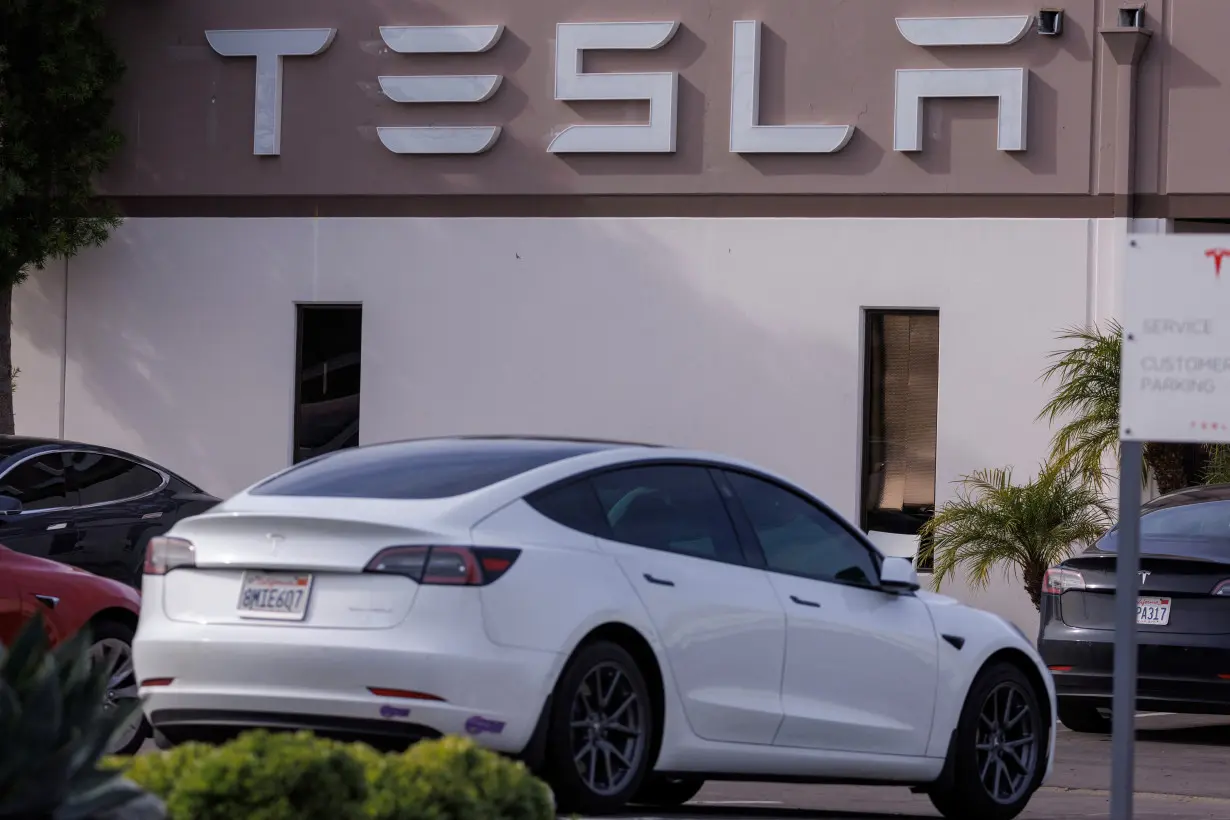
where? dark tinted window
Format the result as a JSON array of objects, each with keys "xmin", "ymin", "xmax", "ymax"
[
  {"xmin": 727, "ymin": 471, "xmax": 878, "ymax": 586},
  {"xmin": 0, "ymin": 454, "xmax": 71, "ymax": 511},
  {"xmin": 252, "ymin": 439, "xmax": 608, "ymax": 500},
  {"xmin": 65, "ymin": 452, "xmax": 163, "ymax": 505},
  {"xmin": 526, "ymin": 479, "xmax": 611, "ymax": 537},
  {"xmin": 1138, "ymin": 500, "xmax": 1230, "ymax": 537},
  {"xmin": 294, "ymin": 305, "xmax": 362, "ymax": 464},
  {"xmin": 587, "ymin": 465, "xmax": 742, "ymax": 563}
]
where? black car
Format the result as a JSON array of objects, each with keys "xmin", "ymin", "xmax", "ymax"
[
  {"xmin": 0, "ymin": 436, "xmax": 220, "ymax": 588},
  {"xmin": 1039, "ymin": 483, "xmax": 1230, "ymax": 732}
]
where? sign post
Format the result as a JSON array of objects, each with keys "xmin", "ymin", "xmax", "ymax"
[{"xmin": 1116, "ymin": 235, "xmax": 1230, "ymax": 819}]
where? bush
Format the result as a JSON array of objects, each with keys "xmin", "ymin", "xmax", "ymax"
[
  {"xmin": 119, "ymin": 731, "xmax": 553, "ymax": 820},
  {"xmin": 365, "ymin": 735, "xmax": 554, "ymax": 820},
  {"xmin": 154, "ymin": 731, "xmax": 367, "ymax": 820}
]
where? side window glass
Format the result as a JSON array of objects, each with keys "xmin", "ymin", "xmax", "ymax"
[
  {"xmin": 588, "ymin": 465, "xmax": 742, "ymax": 563},
  {"xmin": 66, "ymin": 453, "xmax": 163, "ymax": 505},
  {"xmin": 726, "ymin": 471, "xmax": 878, "ymax": 586},
  {"xmin": 525, "ymin": 479, "xmax": 612, "ymax": 538},
  {"xmin": 0, "ymin": 455, "xmax": 71, "ymax": 511}
]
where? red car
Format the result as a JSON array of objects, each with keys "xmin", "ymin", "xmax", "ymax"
[{"xmin": 0, "ymin": 544, "xmax": 149, "ymax": 754}]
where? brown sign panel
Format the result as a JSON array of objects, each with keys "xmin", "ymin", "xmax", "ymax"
[{"xmin": 100, "ymin": 0, "xmax": 1099, "ymax": 198}]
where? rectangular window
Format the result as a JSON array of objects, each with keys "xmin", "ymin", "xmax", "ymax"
[
  {"xmin": 860, "ymin": 310, "xmax": 940, "ymax": 571},
  {"xmin": 293, "ymin": 304, "xmax": 362, "ymax": 464}
]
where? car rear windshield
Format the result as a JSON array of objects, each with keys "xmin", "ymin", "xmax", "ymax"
[
  {"xmin": 249, "ymin": 438, "xmax": 613, "ymax": 500},
  {"xmin": 1096, "ymin": 499, "xmax": 1230, "ymax": 558}
]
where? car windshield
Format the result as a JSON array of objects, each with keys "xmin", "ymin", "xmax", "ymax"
[{"xmin": 249, "ymin": 438, "xmax": 612, "ymax": 500}]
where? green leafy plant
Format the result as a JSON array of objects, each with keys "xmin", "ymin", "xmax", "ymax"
[
  {"xmin": 1039, "ymin": 320, "xmax": 1213, "ymax": 495},
  {"xmin": 0, "ymin": 613, "xmax": 155, "ymax": 819},
  {"xmin": 0, "ymin": 0, "xmax": 126, "ymax": 434},
  {"xmin": 140, "ymin": 730, "xmax": 367, "ymax": 820},
  {"xmin": 919, "ymin": 461, "xmax": 1114, "ymax": 610},
  {"xmin": 1038, "ymin": 321, "xmax": 1126, "ymax": 489},
  {"xmin": 1203, "ymin": 445, "xmax": 1230, "ymax": 485},
  {"xmin": 364, "ymin": 735, "xmax": 555, "ymax": 820},
  {"xmin": 119, "ymin": 731, "xmax": 555, "ymax": 820}
]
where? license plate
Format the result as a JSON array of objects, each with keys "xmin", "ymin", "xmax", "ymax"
[
  {"xmin": 1136, "ymin": 596, "xmax": 1171, "ymax": 626},
  {"xmin": 237, "ymin": 572, "xmax": 313, "ymax": 620}
]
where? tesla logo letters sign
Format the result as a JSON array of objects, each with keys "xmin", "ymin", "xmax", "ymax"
[{"xmin": 206, "ymin": 14, "xmax": 1033, "ymax": 157}]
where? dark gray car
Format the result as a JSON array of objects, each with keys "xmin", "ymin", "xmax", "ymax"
[{"xmin": 1039, "ymin": 483, "xmax": 1230, "ymax": 733}]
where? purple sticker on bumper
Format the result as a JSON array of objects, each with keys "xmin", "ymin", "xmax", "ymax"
[
  {"xmin": 464, "ymin": 716, "xmax": 506, "ymax": 735},
  {"xmin": 380, "ymin": 704, "xmax": 411, "ymax": 719}
]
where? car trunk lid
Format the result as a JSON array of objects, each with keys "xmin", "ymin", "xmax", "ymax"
[{"xmin": 1057, "ymin": 551, "xmax": 1230, "ymax": 635}]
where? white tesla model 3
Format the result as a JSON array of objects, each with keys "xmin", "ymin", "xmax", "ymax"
[{"xmin": 133, "ymin": 436, "xmax": 1054, "ymax": 819}]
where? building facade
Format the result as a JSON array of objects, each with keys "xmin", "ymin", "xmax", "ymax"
[{"xmin": 14, "ymin": 0, "xmax": 1230, "ymax": 633}]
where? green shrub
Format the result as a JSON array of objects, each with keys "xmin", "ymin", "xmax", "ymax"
[
  {"xmin": 363, "ymin": 735, "xmax": 554, "ymax": 820},
  {"xmin": 112, "ymin": 730, "xmax": 554, "ymax": 820},
  {"xmin": 0, "ymin": 613, "xmax": 156, "ymax": 819},
  {"xmin": 111, "ymin": 741, "xmax": 216, "ymax": 800},
  {"xmin": 160, "ymin": 730, "xmax": 367, "ymax": 820}
]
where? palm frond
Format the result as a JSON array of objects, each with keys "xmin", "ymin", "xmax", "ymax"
[{"xmin": 1036, "ymin": 321, "xmax": 1136, "ymax": 489}]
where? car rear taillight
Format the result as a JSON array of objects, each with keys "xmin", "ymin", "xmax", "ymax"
[
  {"xmin": 363, "ymin": 546, "xmax": 520, "ymax": 586},
  {"xmin": 1042, "ymin": 567, "xmax": 1085, "ymax": 595},
  {"xmin": 143, "ymin": 536, "xmax": 196, "ymax": 575},
  {"xmin": 1213, "ymin": 579, "xmax": 1230, "ymax": 596}
]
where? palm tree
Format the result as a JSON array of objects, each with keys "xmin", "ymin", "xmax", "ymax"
[
  {"xmin": 1037, "ymin": 321, "xmax": 1124, "ymax": 490},
  {"xmin": 1038, "ymin": 321, "xmax": 1209, "ymax": 495},
  {"xmin": 918, "ymin": 461, "xmax": 1114, "ymax": 610}
]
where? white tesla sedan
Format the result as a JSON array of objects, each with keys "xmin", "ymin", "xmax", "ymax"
[{"xmin": 133, "ymin": 436, "xmax": 1054, "ymax": 819}]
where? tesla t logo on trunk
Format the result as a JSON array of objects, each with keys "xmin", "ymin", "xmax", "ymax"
[
  {"xmin": 1139, "ymin": 570, "xmax": 1151, "ymax": 584},
  {"xmin": 266, "ymin": 533, "xmax": 285, "ymax": 553}
]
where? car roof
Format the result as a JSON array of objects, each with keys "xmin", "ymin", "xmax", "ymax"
[{"xmin": 1142, "ymin": 483, "xmax": 1230, "ymax": 512}]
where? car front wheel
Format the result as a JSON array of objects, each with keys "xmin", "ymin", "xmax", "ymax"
[
  {"xmin": 543, "ymin": 641, "xmax": 654, "ymax": 815},
  {"xmin": 928, "ymin": 661, "xmax": 1046, "ymax": 820}
]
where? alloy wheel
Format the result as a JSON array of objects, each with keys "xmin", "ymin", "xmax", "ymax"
[
  {"xmin": 568, "ymin": 660, "xmax": 647, "ymax": 796},
  {"xmin": 974, "ymin": 681, "xmax": 1039, "ymax": 805},
  {"xmin": 89, "ymin": 637, "xmax": 144, "ymax": 753}
]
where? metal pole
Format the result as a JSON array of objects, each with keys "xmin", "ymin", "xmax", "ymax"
[{"xmin": 1110, "ymin": 438, "xmax": 1144, "ymax": 820}]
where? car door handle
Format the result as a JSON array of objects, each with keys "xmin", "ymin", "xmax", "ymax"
[
  {"xmin": 46, "ymin": 522, "xmax": 67, "ymax": 531},
  {"xmin": 643, "ymin": 573, "xmax": 675, "ymax": 587},
  {"xmin": 790, "ymin": 595, "xmax": 821, "ymax": 608},
  {"xmin": 141, "ymin": 512, "xmax": 163, "ymax": 520}
]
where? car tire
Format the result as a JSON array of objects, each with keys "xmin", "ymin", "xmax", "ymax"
[
  {"xmin": 89, "ymin": 619, "xmax": 152, "ymax": 756},
  {"xmin": 927, "ymin": 661, "xmax": 1046, "ymax": 820},
  {"xmin": 543, "ymin": 640, "xmax": 655, "ymax": 815},
  {"xmin": 1057, "ymin": 700, "xmax": 1111, "ymax": 734},
  {"xmin": 631, "ymin": 774, "xmax": 705, "ymax": 807}
]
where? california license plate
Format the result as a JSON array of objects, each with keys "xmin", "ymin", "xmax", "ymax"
[
  {"xmin": 1136, "ymin": 596, "xmax": 1171, "ymax": 626},
  {"xmin": 237, "ymin": 572, "xmax": 313, "ymax": 620}
]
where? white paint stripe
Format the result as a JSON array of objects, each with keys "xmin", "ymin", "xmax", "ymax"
[
  {"xmin": 1136, "ymin": 712, "xmax": 1176, "ymax": 718},
  {"xmin": 688, "ymin": 800, "xmax": 784, "ymax": 806}
]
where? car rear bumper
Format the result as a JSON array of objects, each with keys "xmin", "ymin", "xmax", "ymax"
[
  {"xmin": 134, "ymin": 617, "xmax": 562, "ymax": 754},
  {"xmin": 1040, "ymin": 624, "xmax": 1230, "ymax": 713}
]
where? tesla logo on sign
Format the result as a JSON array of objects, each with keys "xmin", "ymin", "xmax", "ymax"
[
  {"xmin": 205, "ymin": 14, "xmax": 1033, "ymax": 156},
  {"xmin": 1206, "ymin": 248, "xmax": 1230, "ymax": 277}
]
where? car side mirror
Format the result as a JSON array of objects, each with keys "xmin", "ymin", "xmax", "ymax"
[
  {"xmin": 0, "ymin": 495, "xmax": 22, "ymax": 515},
  {"xmin": 879, "ymin": 556, "xmax": 921, "ymax": 594}
]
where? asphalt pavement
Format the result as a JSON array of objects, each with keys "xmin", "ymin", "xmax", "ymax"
[
  {"xmin": 137, "ymin": 713, "xmax": 1230, "ymax": 819},
  {"xmin": 610, "ymin": 714, "xmax": 1230, "ymax": 820}
]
